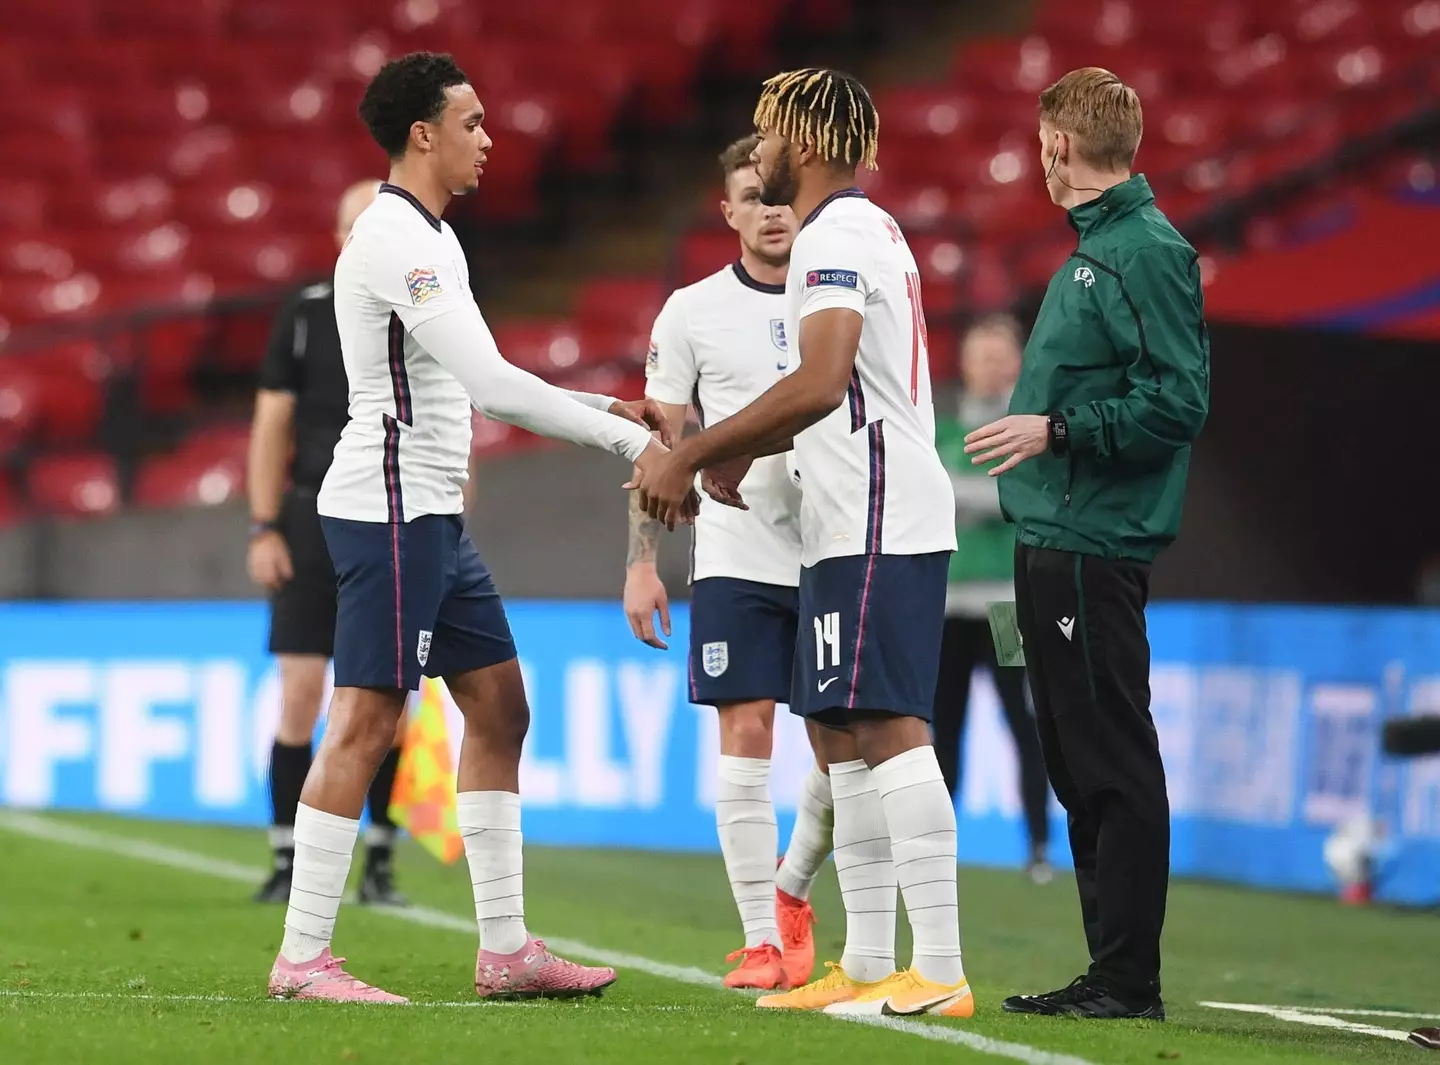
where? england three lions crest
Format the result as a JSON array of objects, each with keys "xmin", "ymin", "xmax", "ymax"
[
  {"xmin": 770, "ymin": 319, "xmax": 788, "ymax": 370},
  {"xmin": 701, "ymin": 641, "xmax": 729, "ymax": 678}
]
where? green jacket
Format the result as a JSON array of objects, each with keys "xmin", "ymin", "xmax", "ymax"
[{"xmin": 999, "ymin": 175, "xmax": 1210, "ymax": 562}]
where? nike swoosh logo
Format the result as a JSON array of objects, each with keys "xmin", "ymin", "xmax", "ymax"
[
  {"xmin": 818, "ymin": 677, "xmax": 839, "ymax": 692},
  {"xmin": 1058, "ymin": 617, "xmax": 1075, "ymax": 641}
]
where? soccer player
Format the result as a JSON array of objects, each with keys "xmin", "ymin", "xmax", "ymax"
[
  {"xmin": 629, "ymin": 68, "xmax": 975, "ymax": 1018},
  {"xmin": 623, "ymin": 135, "xmax": 832, "ymax": 991},
  {"xmin": 266, "ymin": 51, "xmax": 677, "ymax": 1003}
]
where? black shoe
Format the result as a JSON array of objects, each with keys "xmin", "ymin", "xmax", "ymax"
[
  {"xmin": 1002, "ymin": 976, "xmax": 1165, "ymax": 1020},
  {"xmin": 357, "ymin": 850, "xmax": 408, "ymax": 906},
  {"xmin": 253, "ymin": 850, "xmax": 293, "ymax": 904}
]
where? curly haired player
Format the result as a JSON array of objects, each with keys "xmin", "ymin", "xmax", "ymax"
[{"xmin": 629, "ymin": 68, "xmax": 974, "ymax": 1019}]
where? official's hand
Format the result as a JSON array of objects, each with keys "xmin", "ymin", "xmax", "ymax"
[
  {"xmin": 609, "ymin": 397, "xmax": 675, "ymax": 449},
  {"xmin": 247, "ymin": 530, "xmax": 293, "ymax": 591},
  {"xmin": 700, "ymin": 455, "xmax": 752, "ymax": 510},
  {"xmin": 625, "ymin": 441, "xmax": 699, "ymax": 530},
  {"xmin": 623, "ymin": 562, "xmax": 672, "ymax": 650},
  {"xmin": 963, "ymin": 415, "xmax": 1050, "ymax": 476}
]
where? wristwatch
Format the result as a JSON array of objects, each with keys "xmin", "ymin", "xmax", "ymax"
[
  {"xmin": 249, "ymin": 518, "xmax": 280, "ymax": 539},
  {"xmin": 1047, "ymin": 412, "xmax": 1069, "ymax": 455}
]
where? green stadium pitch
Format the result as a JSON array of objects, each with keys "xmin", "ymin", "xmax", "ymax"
[{"xmin": 2, "ymin": 811, "xmax": 1437, "ymax": 1065}]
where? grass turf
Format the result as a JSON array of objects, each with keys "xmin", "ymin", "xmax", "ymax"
[{"xmin": 1, "ymin": 811, "xmax": 1437, "ymax": 1064}]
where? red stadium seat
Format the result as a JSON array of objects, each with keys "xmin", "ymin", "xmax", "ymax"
[
  {"xmin": 98, "ymin": 0, "xmax": 225, "ymax": 38},
  {"xmin": 133, "ymin": 445, "xmax": 245, "ymax": 508},
  {"xmin": 870, "ymin": 180, "xmax": 957, "ymax": 231},
  {"xmin": 1032, "ymin": 0, "xmax": 1137, "ymax": 47},
  {"xmin": 1268, "ymin": 0, "xmax": 1376, "ymax": 47},
  {"xmin": 87, "ymin": 86, "xmax": 194, "ymax": 138},
  {"xmin": 227, "ymin": 0, "xmax": 355, "ymax": 40},
  {"xmin": 0, "ymin": 471, "xmax": 25, "ymax": 527},
  {"xmin": 1134, "ymin": 1, "xmax": 1255, "ymax": 52},
  {"xmin": 954, "ymin": 36, "xmax": 1071, "ymax": 96},
  {"xmin": 181, "ymin": 421, "xmax": 253, "ymax": 466},
  {"xmin": 26, "ymin": 451, "xmax": 120, "ymax": 518},
  {"xmin": 27, "ymin": 342, "xmax": 111, "ymax": 444},
  {"xmin": 573, "ymin": 278, "xmax": 668, "ymax": 336},
  {"xmin": 675, "ymin": 229, "xmax": 739, "ymax": 287},
  {"xmin": 101, "ymin": 128, "xmax": 245, "ymax": 183},
  {"xmin": 0, "ymin": 275, "xmax": 104, "ymax": 326},
  {"xmin": 1303, "ymin": 44, "xmax": 1391, "ymax": 91},
  {"xmin": 491, "ymin": 319, "xmax": 593, "ymax": 375},
  {"xmin": 47, "ymin": 178, "xmax": 176, "ymax": 231},
  {"xmin": 3, "ymin": 0, "xmax": 96, "ymax": 36},
  {"xmin": 175, "ymin": 183, "xmax": 280, "ymax": 232},
  {"xmin": 906, "ymin": 235, "xmax": 969, "ymax": 314},
  {"xmin": 0, "ymin": 358, "xmax": 43, "ymax": 454},
  {"xmin": 0, "ymin": 237, "xmax": 76, "ymax": 282},
  {"xmin": 192, "ymin": 234, "xmax": 333, "ymax": 293},
  {"xmin": 66, "ymin": 224, "xmax": 195, "ymax": 278},
  {"xmin": 1210, "ymin": 35, "xmax": 1301, "ymax": 95},
  {"xmin": 1148, "ymin": 99, "xmax": 1235, "ymax": 156}
]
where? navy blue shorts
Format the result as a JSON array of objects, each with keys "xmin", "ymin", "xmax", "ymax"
[
  {"xmin": 321, "ymin": 514, "xmax": 517, "ymax": 691},
  {"xmin": 688, "ymin": 577, "xmax": 799, "ymax": 707},
  {"xmin": 792, "ymin": 551, "xmax": 949, "ymax": 724}
]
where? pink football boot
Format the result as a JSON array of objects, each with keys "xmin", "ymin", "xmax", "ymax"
[
  {"xmin": 267, "ymin": 949, "xmax": 408, "ymax": 1003},
  {"xmin": 475, "ymin": 937, "xmax": 618, "ymax": 1000}
]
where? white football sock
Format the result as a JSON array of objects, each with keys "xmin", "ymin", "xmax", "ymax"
[
  {"xmin": 458, "ymin": 791, "xmax": 529, "ymax": 956},
  {"xmin": 777, "ymin": 763, "xmax": 834, "ymax": 901},
  {"xmin": 829, "ymin": 759, "xmax": 896, "ymax": 983},
  {"xmin": 872, "ymin": 746, "xmax": 964, "ymax": 986},
  {"xmin": 716, "ymin": 755, "xmax": 780, "ymax": 950},
  {"xmin": 280, "ymin": 803, "xmax": 359, "ymax": 964}
]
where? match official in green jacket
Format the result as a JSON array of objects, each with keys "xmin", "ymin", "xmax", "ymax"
[{"xmin": 963, "ymin": 68, "xmax": 1210, "ymax": 1021}]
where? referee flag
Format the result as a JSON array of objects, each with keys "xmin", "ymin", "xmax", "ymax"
[{"xmin": 387, "ymin": 678, "xmax": 465, "ymax": 864}]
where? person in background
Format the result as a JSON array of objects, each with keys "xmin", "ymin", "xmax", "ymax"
[
  {"xmin": 931, "ymin": 313, "xmax": 1052, "ymax": 885},
  {"xmin": 246, "ymin": 178, "xmax": 409, "ymax": 907}
]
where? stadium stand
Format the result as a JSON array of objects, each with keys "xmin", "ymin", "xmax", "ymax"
[{"xmin": 0, "ymin": 0, "xmax": 1436, "ymax": 523}]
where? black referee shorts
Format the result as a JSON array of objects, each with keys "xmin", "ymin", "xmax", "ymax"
[{"xmin": 267, "ymin": 488, "xmax": 338, "ymax": 658}]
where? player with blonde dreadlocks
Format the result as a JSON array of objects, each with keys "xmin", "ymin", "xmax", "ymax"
[{"xmin": 629, "ymin": 68, "xmax": 975, "ymax": 1019}]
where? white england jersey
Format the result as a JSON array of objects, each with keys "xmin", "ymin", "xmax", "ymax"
[
  {"xmin": 321, "ymin": 184, "xmax": 650, "ymax": 522},
  {"xmin": 645, "ymin": 262, "xmax": 803, "ymax": 588},
  {"xmin": 785, "ymin": 190, "xmax": 957, "ymax": 566},
  {"xmin": 321, "ymin": 187, "xmax": 475, "ymax": 521}
]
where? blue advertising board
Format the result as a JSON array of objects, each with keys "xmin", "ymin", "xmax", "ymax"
[{"xmin": 0, "ymin": 600, "xmax": 1437, "ymax": 904}]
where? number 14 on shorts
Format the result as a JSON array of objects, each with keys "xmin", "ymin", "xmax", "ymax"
[{"xmin": 813, "ymin": 612, "xmax": 841, "ymax": 690}]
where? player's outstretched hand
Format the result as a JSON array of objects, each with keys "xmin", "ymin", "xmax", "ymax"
[
  {"xmin": 623, "ymin": 563, "xmax": 671, "ymax": 650},
  {"xmin": 609, "ymin": 398, "xmax": 676, "ymax": 449},
  {"xmin": 625, "ymin": 441, "xmax": 696, "ymax": 531},
  {"xmin": 963, "ymin": 414, "xmax": 1049, "ymax": 476},
  {"xmin": 700, "ymin": 455, "xmax": 752, "ymax": 510}
]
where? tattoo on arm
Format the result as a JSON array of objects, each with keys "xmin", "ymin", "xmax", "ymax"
[{"xmin": 627, "ymin": 483, "xmax": 663, "ymax": 566}]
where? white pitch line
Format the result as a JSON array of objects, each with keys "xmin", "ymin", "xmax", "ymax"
[
  {"xmin": 1253, "ymin": 1005, "xmax": 1440, "ymax": 1022},
  {"xmin": 1198, "ymin": 1002, "xmax": 1414, "ymax": 1043},
  {"xmin": 0, "ymin": 811, "xmax": 1101, "ymax": 1065}
]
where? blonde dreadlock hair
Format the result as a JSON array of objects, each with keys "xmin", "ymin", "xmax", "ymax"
[{"xmin": 752, "ymin": 67, "xmax": 879, "ymax": 170}]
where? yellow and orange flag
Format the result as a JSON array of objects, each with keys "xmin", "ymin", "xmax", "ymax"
[{"xmin": 387, "ymin": 678, "xmax": 464, "ymax": 864}]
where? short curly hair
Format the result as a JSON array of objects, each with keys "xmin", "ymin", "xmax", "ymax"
[{"xmin": 359, "ymin": 52, "xmax": 471, "ymax": 159}]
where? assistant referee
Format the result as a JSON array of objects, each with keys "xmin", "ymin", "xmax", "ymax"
[
  {"xmin": 963, "ymin": 68, "xmax": 1209, "ymax": 1021},
  {"xmin": 246, "ymin": 179, "xmax": 410, "ymax": 906}
]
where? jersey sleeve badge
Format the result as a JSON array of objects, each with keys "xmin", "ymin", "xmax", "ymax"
[
  {"xmin": 805, "ymin": 268, "xmax": 859, "ymax": 289},
  {"xmin": 404, "ymin": 266, "xmax": 443, "ymax": 305},
  {"xmin": 645, "ymin": 338, "xmax": 659, "ymax": 375}
]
